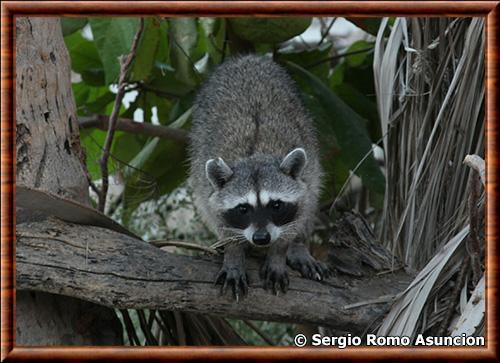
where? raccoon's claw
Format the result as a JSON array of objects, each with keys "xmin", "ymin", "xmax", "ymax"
[
  {"xmin": 214, "ymin": 266, "xmax": 249, "ymax": 301},
  {"xmin": 260, "ymin": 261, "xmax": 289, "ymax": 295},
  {"xmin": 287, "ymin": 244, "xmax": 331, "ymax": 281}
]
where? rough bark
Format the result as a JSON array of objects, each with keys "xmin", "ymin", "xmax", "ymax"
[
  {"xmin": 16, "ymin": 217, "xmax": 411, "ymax": 334},
  {"xmin": 15, "ymin": 17, "xmax": 122, "ymax": 346},
  {"xmin": 16, "ymin": 291, "xmax": 122, "ymax": 345},
  {"xmin": 16, "ymin": 18, "xmax": 88, "ymax": 205}
]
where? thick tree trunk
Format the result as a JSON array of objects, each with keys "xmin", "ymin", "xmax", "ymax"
[
  {"xmin": 16, "ymin": 18, "xmax": 88, "ymax": 204},
  {"xmin": 15, "ymin": 17, "xmax": 122, "ymax": 345}
]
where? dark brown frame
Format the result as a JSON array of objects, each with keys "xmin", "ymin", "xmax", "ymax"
[{"xmin": 1, "ymin": 1, "xmax": 498, "ymax": 361}]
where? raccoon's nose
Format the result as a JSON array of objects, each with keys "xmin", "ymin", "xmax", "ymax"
[{"xmin": 252, "ymin": 230, "xmax": 271, "ymax": 246}]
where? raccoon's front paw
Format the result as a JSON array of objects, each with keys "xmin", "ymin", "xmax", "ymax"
[
  {"xmin": 287, "ymin": 243, "xmax": 330, "ymax": 281},
  {"xmin": 214, "ymin": 265, "xmax": 249, "ymax": 302},
  {"xmin": 260, "ymin": 259, "xmax": 289, "ymax": 295}
]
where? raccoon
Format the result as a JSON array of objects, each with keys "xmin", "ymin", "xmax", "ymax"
[{"xmin": 189, "ymin": 55, "xmax": 329, "ymax": 300}]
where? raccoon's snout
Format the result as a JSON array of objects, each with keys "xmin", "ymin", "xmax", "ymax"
[{"xmin": 252, "ymin": 230, "xmax": 271, "ymax": 246}]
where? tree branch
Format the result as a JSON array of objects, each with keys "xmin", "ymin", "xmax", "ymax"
[
  {"xmin": 306, "ymin": 47, "xmax": 374, "ymax": 69},
  {"xmin": 98, "ymin": 19, "xmax": 145, "ymax": 212},
  {"xmin": 16, "ymin": 217, "xmax": 411, "ymax": 334},
  {"xmin": 79, "ymin": 115, "xmax": 188, "ymax": 144}
]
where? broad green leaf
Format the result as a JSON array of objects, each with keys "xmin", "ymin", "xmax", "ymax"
[
  {"xmin": 72, "ymin": 83, "xmax": 115, "ymax": 116},
  {"xmin": 333, "ymin": 83, "xmax": 381, "ymax": 141},
  {"xmin": 345, "ymin": 40, "xmax": 373, "ymax": 67},
  {"xmin": 288, "ymin": 61, "xmax": 385, "ymax": 195},
  {"xmin": 90, "ymin": 18, "xmax": 140, "ymax": 84},
  {"xmin": 346, "ymin": 18, "xmax": 382, "ymax": 36},
  {"xmin": 130, "ymin": 18, "xmax": 166, "ymax": 82},
  {"xmin": 143, "ymin": 64, "xmax": 194, "ymax": 98},
  {"xmin": 64, "ymin": 31, "xmax": 105, "ymax": 86},
  {"xmin": 330, "ymin": 63, "xmax": 345, "ymax": 88},
  {"xmin": 199, "ymin": 18, "xmax": 225, "ymax": 65},
  {"xmin": 146, "ymin": 93, "xmax": 173, "ymax": 125},
  {"xmin": 229, "ymin": 17, "xmax": 311, "ymax": 44},
  {"xmin": 278, "ymin": 43, "xmax": 332, "ymax": 80},
  {"xmin": 342, "ymin": 52, "xmax": 377, "ymax": 101},
  {"xmin": 61, "ymin": 18, "xmax": 88, "ymax": 36},
  {"xmin": 168, "ymin": 18, "xmax": 199, "ymax": 87},
  {"xmin": 122, "ymin": 137, "xmax": 188, "ymax": 225},
  {"xmin": 80, "ymin": 128, "xmax": 144, "ymax": 181},
  {"xmin": 111, "ymin": 132, "xmax": 146, "ymax": 167}
]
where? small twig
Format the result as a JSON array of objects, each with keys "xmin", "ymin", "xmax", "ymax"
[
  {"xmin": 329, "ymin": 141, "xmax": 380, "ymax": 216},
  {"xmin": 79, "ymin": 115, "xmax": 188, "ymax": 144},
  {"xmin": 83, "ymin": 166, "xmax": 100, "ymax": 196},
  {"xmin": 98, "ymin": 19, "xmax": 145, "ymax": 212},
  {"xmin": 137, "ymin": 309, "xmax": 158, "ymax": 345},
  {"xmin": 376, "ymin": 266, "xmax": 405, "ymax": 275},
  {"xmin": 343, "ymin": 294, "xmax": 397, "ymax": 310},
  {"xmin": 134, "ymin": 82, "xmax": 181, "ymax": 99},
  {"xmin": 307, "ymin": 46, "xmax": 374, "ymax": 69},
  {"xmin": 120, "ymin": 309, "xmax": 141, "ymax": 346},
  {"xmin": 317, "ymin": 18, "xmax": 336, "ymax": 47},
  {"xmin": 149, "ymin": 239, "xmax": 219, "ymax": 255},
  {"xmin": 242, "ymin": 320, "xmax": 275, "ymax": 346},
  {"xmin": 158, "ymin": 312, "xmax": 178, "ymax": 345}
]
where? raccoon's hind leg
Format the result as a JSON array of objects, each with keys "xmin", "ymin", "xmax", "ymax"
[
  {"xmin": 214, "ymin": 244, "xmax": 249, "ymax": 302},
  {"xmin": 260, "ymin": 240, "xmax": 290, "ymax": 295},
  {"xmin": 287, "ymin": 241, "xmax": 330, "ymax": 281}
]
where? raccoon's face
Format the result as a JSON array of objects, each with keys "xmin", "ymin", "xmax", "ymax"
[{"xmin": 206, "ymin": 148, "xmax": 307, "ymax": 247}]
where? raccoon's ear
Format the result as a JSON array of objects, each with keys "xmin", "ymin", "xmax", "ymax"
[
  {"xmin": 280, "ymin": 148, "xmax": 307, "ymax": 178},
  {"xmin": 205, "ymin": 157, "xmax": 233, "ymax": 189}
]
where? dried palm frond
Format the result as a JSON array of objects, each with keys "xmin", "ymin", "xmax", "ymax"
[
  {"xmin": 377, "ymin": 225, "xmax": 468, "ymax": 338},
  {"xmin": 374, "ymin": 17, "xmax": 484, "ymax": 270},
  {"xmin": 120, "ymin": 309, "xmax": 246, "ymax": 346},
  {"xmin": 373, "ymin": 17, "xmax": 485, "ymax": 340}
]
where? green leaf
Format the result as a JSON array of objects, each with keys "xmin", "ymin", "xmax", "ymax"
[
  {"xmin": 168, "ymin": 18, "xmax": 199, "ymax": 87},
  {"xmin": 329, "ymin": 63, "xmax": 345, "ymax": 88},
  {"xmin": 278, "ymin": 43, "xmax": 332, "ymax": 80},
  {"xmin": 72, "ymin": 83, "xmax": 116, "ymax": 116},
  {"xmin": 64, "ymin": 31, "xmax": 105, "ymax": 86},
  {"xmin": 146, "ymin": 92, "xmax": 173, "ymax": 125},
  {"xmin": 121, "ymin": 137, "xmax": 188, "ymax": 225},
  {"xmin": 89, "ymin": 18, "xmax": 140, "ymax": 84},
  {"xmin": 345, "ymin": 18, "xmax": 382, "ymax": 36},
  {"xmin": 144, "ymin": 64, "xmax": 195, "ymax": 98},
  {"xmin": 333, "ymin": 83, "xmax": 381, "ymax": 141},
  {"xmin": 80, "ymin": 128, "xmax": 106, "ymax": 180},
  {"xmin": 111, "ymin": 132, "xmax": 146, "ymax": 167},
  {"xmin": 61, "ymin": 17, "xmax": 88, "ymax": 36},
  {"xmin": 130, "ymin": 18, "xmax": 166, "ymax": 82},
  {"xmin": 287, "ymin": 61, "xmax": 385, "ymax": 195},
  {"xmin": 229, "ymin": 17, "xmax": 311, "ymax": 44},
  {"xmin": 345, "ymin": 40, "xmax": 373, "ymax": 67},
  {"xmin": 199, "ymin": 18, "xmax": 225, "ymax": 65}
]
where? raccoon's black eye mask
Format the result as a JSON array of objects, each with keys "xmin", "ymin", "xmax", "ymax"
[{"xmin": 222, "ymin": 200, "xmax": 298, "ymax": 229}]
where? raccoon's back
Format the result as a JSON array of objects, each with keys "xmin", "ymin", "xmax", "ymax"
[{"xmin": 189, "ymin": 55, "xmax": 319, "ymax": 164}]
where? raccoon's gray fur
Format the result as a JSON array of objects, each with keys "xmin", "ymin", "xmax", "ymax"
[{"xmin": 189, "ymin": 55, "xmax": 329, "ymax": 299}]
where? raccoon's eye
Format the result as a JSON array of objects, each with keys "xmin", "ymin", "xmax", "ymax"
[
  {"xmin": 270, "ymin": 200, "xmax": 282, "ymax": 210},
  {"xmin": 237, "ymin": 204, "xmax": 250, "ymax": 214}
]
